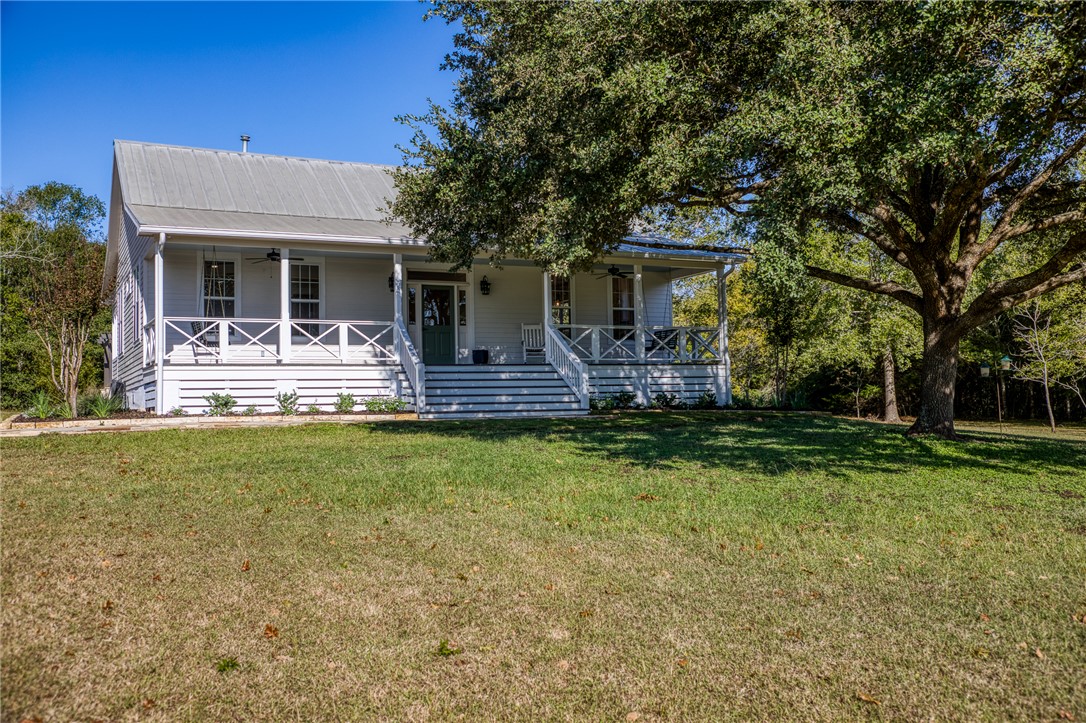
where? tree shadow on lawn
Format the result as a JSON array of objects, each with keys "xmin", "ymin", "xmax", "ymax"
[{"xmin": 375, "ymin": 412, "xmax": 1086, "ymax": 481}]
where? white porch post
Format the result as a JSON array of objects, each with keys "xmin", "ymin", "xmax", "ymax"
[
  {"xmin": 393, "ymin": 254, "xmax": 404, "ymax": 323},
  {"xmin": 633, "ymin": 263, "xmax": 646, "ymax": 361},
  {"xmin": 279, "ymin": 248, "xmax": 291, "ymax": 362},
  {"xmin": 392, "ymin": 253, "xmax": 404, "ymax": 397},
  {"xmin": 153, "ymin": 233, "xmax": 165, "ymax": 414},
  {"xmin": 542, "ymin": 270, "xmax": 552, "ymax": 326},
  {"xmin": 717, "ymin": 265, "xmax": 732, "ymax": 405}
]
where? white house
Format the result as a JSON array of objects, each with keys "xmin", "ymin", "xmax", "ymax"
[{"xmin": 103, "ymin": 140, "xmax": 743, "ymax": 418}]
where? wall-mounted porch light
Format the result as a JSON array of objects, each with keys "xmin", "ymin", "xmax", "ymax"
[
  {"xmin": 999, "ymin": 355, "xmax": 1012, "ymax": 371},
  {"xmin": 480, "ymin": 275, "xmax": 492, "ymax": 295},
  {"xmin": 388, "ymin": 274, "xmax": 395, "ymax": 293}
]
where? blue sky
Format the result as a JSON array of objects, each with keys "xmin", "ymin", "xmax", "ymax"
[{"xmin": 1, "ymin": 1, "xmax": 459, "ymax": 205}]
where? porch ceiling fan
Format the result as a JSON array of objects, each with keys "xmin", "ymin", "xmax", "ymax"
[
  {"xmin": 594, "ymin": 264, "xmax": 629, "ymax": 279},
  {"xmin": 246, "ymin": 248, "xmax": 304, "ymax": 264}
]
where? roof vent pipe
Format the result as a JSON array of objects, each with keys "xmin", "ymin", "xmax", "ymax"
[{"xmin": 240, "ymin": 134, "xmax": 250, "ymax": 153}]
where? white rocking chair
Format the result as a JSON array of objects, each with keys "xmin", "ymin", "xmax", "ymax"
[{"xmin": 521, "ymin": 323, "xmax": 545, "ymax": 362}]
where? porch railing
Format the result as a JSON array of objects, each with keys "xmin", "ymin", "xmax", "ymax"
[
  {"xmin": 545, "ymin": 322, "xmax": 590, "ymax": 409},
  {"xmin": 394, "ymin": 318, "xmax": 425, "ymax": 411},
  {"xmin": 154, "ymin": 317, "xmax": 397, "ymax": 365},
  {"xmin": 561, "ymin": 325, "xmax": 722, "ymax": 363},
  {"xmin": 142, "ymin": 319, "xmax": 156, "ymax": 367}
]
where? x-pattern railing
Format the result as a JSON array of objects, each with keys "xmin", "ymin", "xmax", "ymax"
[{"xmin": 562, "ymin": 325, "xmax": 721, "ymax": 363}]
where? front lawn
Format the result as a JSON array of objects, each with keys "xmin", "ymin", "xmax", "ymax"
[{"xmin": 2, "ymin": 413, "xmax": 1084, "ymax": 720}]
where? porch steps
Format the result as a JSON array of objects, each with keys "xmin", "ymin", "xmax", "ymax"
[{"xmin": 419, "ymin": 364, "xmax": 587, "ymax": 419}]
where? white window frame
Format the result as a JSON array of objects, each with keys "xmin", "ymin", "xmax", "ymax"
[
  {"xmin": 197, "ymin": 251, "xmax": 241, "ymax": 318},
  {"xmin": 289, "ymin": 258, "xmax": 326, "ymax": 335},
  {"xmin": 609, "ymin": 275, "xmax": 635, "ymax": 328},
  {"xmin": 550, "ymin": 275, "xmax": 575, "ymax": 327}
]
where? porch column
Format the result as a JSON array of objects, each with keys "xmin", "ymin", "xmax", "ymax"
[
  {"xmin": 542, "ymin": 270, "xmax": 552, "ymax": 327},
  {"xmin": 153, "ymin": 233, "xmax": 165, "ymax": 414},
  {"xmin": 393, "ymin": 254, "xmax": 404, "ymax": 323},
  {"xmin": 633, "ymin": 263, "xmax": 646, "ymax": 361},
  {"xmin": 279, "ymin": 248, "xmax": 291, "ymax": 362},
  {"xmin": 717, "ymin": 265, "xmax": 732, "ymax": 405}
]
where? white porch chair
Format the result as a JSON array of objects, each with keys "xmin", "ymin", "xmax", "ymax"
[{"xmin": 521, "ymin": 323, "xmax": 545, "ymax": 362}]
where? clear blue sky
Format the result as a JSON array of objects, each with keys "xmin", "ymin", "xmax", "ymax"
[{"xmin": 1, "ymin": 1, "xmax": 459, "ymax": 205}]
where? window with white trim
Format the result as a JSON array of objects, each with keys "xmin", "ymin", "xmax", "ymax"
[
  {"xmin": 551, "ymin": 276, "xmax": 571, "ymax": 326},
  {"xmin": 202, "ymin": 260, "xmax": 236, "ymax": 317},
  {"xmin": 290, "ymin": 263, "xmax": 321, "ymax": 336},
  {"xmin": 611, "ymin": 276, "xmax": 634, "ymax": 327}
]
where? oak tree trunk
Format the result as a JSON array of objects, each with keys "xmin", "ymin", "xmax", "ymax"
[
  {"xmin": 907, "ymin": 330, "xmax": 959, "ymax": 438},
  {"xmin": 882, "ymin": 346, "xmax": 902, "ymax": 423}
]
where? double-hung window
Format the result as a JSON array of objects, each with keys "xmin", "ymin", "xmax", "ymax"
[
  {"xmin": 550, "ymin": 276, "xmax": 572, "ymax": 327},
  {"xmin": 611, "ymin": 276, "xmax": 634, "ymax": 327},
  {"xmin": 202, "ymin": 260, "xmax": 236, "ymax": 318},
  {"xmin": 290, "ymin": 263, "xmax": 321, "ymax": 337}
]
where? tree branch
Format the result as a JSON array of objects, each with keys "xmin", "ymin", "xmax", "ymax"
[
  {"xmin": 804, "ymin": 265, "xmax": 923, "ymax": 314},
  {"xmin": 984, "ymin": 133, "xmax": 1086, "ymax": 249},
  {"xmin": 956, "ymin": 231, "xmax": 1086, "ymax": 333},
  {"xmin": 818, "ymin": 210, "xmax": 912, "ymax": 271}
]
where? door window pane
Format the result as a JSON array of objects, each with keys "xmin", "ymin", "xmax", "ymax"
[
  {"xmin": 611, "ymin": 277, "xmax": 634, "ymax": 327},
  {"xmin": 291, "ymin": 264, "xmax": 320, "ymax": 335},
  {"xmin": 203, "ymin": 260, "xmax": 236, "ymax": 317},
  {"xmin": 551, "ymin": 276, "xmax": 571, "ymax": 325}
]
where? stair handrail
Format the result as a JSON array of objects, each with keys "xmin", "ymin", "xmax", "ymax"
[
  {"xmin": 394, "ymin": 318, "xmax": 425, "ymax": 412},
  {"xmin": 544, "ymin": 322, "xmax": 590, "ymax": 409}
]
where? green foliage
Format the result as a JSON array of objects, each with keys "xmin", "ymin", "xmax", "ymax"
[
  {"xmin": 694, "ymin": 390, "xmax": 718, "ymax": 409},
  {"xmin": 204, "ymin": 393, "xmax": 237, "ymax": 417},
  {"xmin": 168, "ymin": 406, "xmax": 188, "ymax": 417},
  {"xmin": 394, "ymin": 2, "xmax": 1086, "ymax": 434},
  {"xmin": 1, "ymin": 184, "xmax": 110, "ymax": 414},
  {"xmin": 275, "ymin": 390, "xmax": 300, "ymax": 415},
  {"xmin": 25, "ymin": 390, "xmax": 57, "ymax": 420},
  {"xmin": 362, "ymin": 397, "xmax": 408, "ymax": 414},
  {"xmin": 241, "ymin": 405, "xmax": 259, "ymax": 416},
  {"xmin": 305, "ymin": 404, "xmax": 321, "ymax": 415},
  {"xmin": 434, "ymin": 639, "xmax": 462, "ymax": 657},
  {"xmin": 333, "ymin": 392, "xmax": 357, "ymax": 413},
  {"xmin": 215, "ymin": 657, "xmax": 240, "ymax": 674},
  {"xmin": 81, "ymin": 393, "xmax": 125, "ymax": 419}
]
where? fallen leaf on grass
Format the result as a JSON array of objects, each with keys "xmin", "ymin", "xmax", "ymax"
[
  {"xmin": 240, "ymin": 559, "xmax": 251, "ymax": 572},
  {"xmin": 972, "ymin": 647, "xmax": 990, "ymax": 659},
  {"xmin": 856, "ymin": 691, "xmax": 881, "ymax": 705},
  {"xmin": 101, "ymin": 600, "xmax": 113, "ymax": 612},
  {"xmin": 556, "ymin": 660, "xmax": 571, "ymax": 670},
  {"xmin": 1057, "ymin": 710, "xmax": 1074, "ymax": 720},
  {"xmin": 635, "ymin": 493, "xmax": 659, "ymax": 502},
  {"xmin": 263, "ymin": 624, "xmax": 279, "ymax": 639},
  {"xmin": 579, "ymin": 609, "xmax": 594, "ymax": 618},
  {"xmin": 142, "ymin": 699, "xmax": 155, "ymax": 711},
  {"xmin": 980, "ymin": 613, "xmax": 990, "ymax": 622},
  {"xmin": 1034, "ymin": 648, "xmax": 1045, "ymax": 659}
]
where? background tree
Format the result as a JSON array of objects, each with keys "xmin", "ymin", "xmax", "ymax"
[
  {"xmin": 392, "ymin": 1, "xmax": 1086, "ymax": 438},
  {"xmin": 0, "ymin": 184, "xmax": 110, "ymax": 415}
]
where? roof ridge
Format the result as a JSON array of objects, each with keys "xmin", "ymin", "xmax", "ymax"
[{"xmin": 113, "ymin": 139, "xmax": 399, "ymax": 170}]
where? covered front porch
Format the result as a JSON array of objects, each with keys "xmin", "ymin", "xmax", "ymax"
[{"xmin": 138, "ymin": 237, "xmax": 736, "ymax": 414}]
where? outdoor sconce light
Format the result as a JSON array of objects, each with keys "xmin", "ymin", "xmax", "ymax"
[
  {"xmin": 388, "ymin": 274, "xmax": 395, "ymax": 293},
  {"xmin": 979, "ymin": 362, "xmax": 991, "ymax": 378},
  {"xmin": 1000, "ymin": 355, "xmax": 1012, "ymax": 371},
  {"xmin": 480, "ymin": 275, "xmax": 491, "ymax": 295}
]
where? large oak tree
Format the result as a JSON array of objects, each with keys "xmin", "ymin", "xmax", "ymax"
[{"xmin": 391, "ymin": 1, "xmax": 1086, "ymax": 437}]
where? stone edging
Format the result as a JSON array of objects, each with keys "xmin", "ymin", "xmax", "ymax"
[{"xmin": 4, "ymin": 412, "xmax": 417, "ymax": 432}]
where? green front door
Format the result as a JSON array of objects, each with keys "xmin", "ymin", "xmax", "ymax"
[{"xmin": 421, "ymin": 285, "xmax": 456, "ymax": 364}]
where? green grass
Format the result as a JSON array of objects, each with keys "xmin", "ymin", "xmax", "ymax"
[{"xmin": 2, "ymin": 413, "xmax": 1084, "ymax": 720}]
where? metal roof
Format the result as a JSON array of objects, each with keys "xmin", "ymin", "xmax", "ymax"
[
  {"xmin": 111, "ymin": 141, "xmax": 746, "ymax": 264},
  {"xmin": 114, "ymin": 140, "xmax": 412, "ymax": 240}
]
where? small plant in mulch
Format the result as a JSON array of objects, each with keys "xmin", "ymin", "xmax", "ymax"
[
  {"xmin": 333, "ymin": 393, "xmax": 356, "ymax": 413},
  {"xmin": 362, "ymin": 396, "xmax": 409, "ymax": 414},
  {"xmin": 274, "ymin": 390, "xmax": 300, "ymax": 415},
  {"xmin": 204, "ymin": 393, "xmax": 237, "ymax": 417}
]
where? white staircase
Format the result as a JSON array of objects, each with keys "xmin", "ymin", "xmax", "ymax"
[{"xmin": 419, "ymin": 364, "xmax": 588, "ymax": 419}]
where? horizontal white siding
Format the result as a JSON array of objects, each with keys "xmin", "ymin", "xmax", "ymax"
[
  {"xmin": 111, "ymin": 210, "xmax": 153, "ymax": 409},
  {"xmin": 589, "ymin": 363, "xmax": 726, "ymax": 406},
  {"xmin": 160, "ymin": 364, "xmax": 412, "ymax": 414}
]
